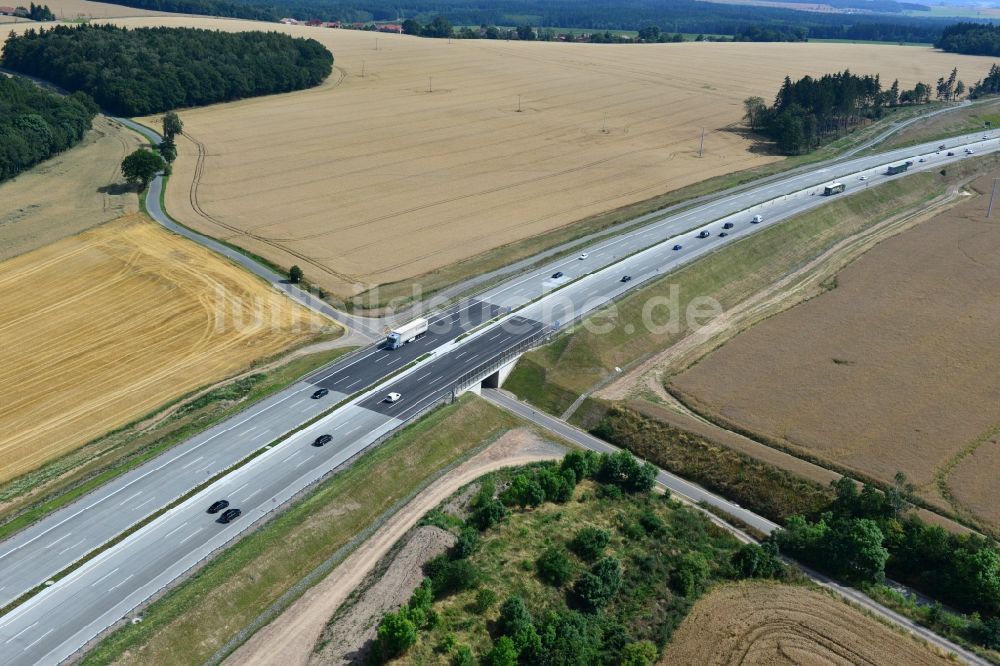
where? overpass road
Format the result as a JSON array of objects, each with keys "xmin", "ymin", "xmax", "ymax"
[{"xmin": 1, "ymin": 132, "xmax": 998, "ymax": 664}]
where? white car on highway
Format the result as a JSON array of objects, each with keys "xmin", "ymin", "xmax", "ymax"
[
  {"xmin": 578, "ymin": 253, "xmax": 589, "ymax": 260},
  {"xmin": 385, "ymin": 392, "xmax": 401, "ymax": 403}
]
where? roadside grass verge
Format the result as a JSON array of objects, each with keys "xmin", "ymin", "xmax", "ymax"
[
  {"xmin": 592, "ymin": 405, "xmax": 834, "ymax": 525},
  {"xmin": 871, "ymin": 97, "xmax": 1000, "ymax": 153},
  {"xmin": 81, "ymin": 396, "xmax": 522, "ymax": 666},
  {"xmin": 503, "ymin": 169, "xmax": 950, "ymax": 415},
  {"xmin": 0, "ymin": 344, "xmax": 353, "ymax": 545},
  {"xmin": 352, "ymin": 104, "xmax": 942, "ymax": 311}
]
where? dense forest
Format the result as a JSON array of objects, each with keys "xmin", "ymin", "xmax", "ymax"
[
  {"xmin": 97, "ymin": 0, "xmax": 959, "ymax": 44},
  {"xmin": 0, "ymin": 25, "xmax": 333, "ymax": 116},
  {"xmin": 747, "ymin": 70, "xmax": 937, "ymax": 154},
  {"xmin": 937, "ymin": 21, "xmax": 1000, "ymax": 56},
  {"xmin": 0, "ymin": 75, "xmax": 98, "ymax": 184}
]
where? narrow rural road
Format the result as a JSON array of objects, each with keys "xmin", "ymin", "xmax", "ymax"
[
  {"xmin": 115, "ymin": 116, "xmax": 384, "ymax": 342},
  {"xmin": 481, "ymin": 389, "xmax": 990, "ymax": 666}
]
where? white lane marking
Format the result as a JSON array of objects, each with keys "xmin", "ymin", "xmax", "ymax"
[
  {"xmin": 179, "ymin": 528, "xmax": 203, "ymax": 545},
  {"xmin": 163, "ymin": 522, "xmax": 187, "ymax": 540},
  {"xmin": 232, "ymin": 482, "xmax": 249, "ymax": 495},
  {"xmin": 331, "ymin": 422, "xmax": 347, "ymax": 431},
  {"xmin": 133, "ymin": 497, "xmax": 156, "ymax": 511},
  {"xmin": 58, "ymin": 538, "xmax": 86, "ymax": 556},
  {"xmin": 108, "ymin": 574, "xmax": 134, "ymax": 592},
  {"xmin": 44, "ymin": 533, "xmax": 71, "ymax": 549},
  {"xmin": 415, "ymin": 371, "xmax": 432, "ymax": 381},
  {"xmin": 118, "ymin": 490, "xmax": 143, "ymax": 506},
  {"xmin": 282, "ymin": 451, "xmax": 301, "ymax": 463},
  {"xmin": 4, "ymin": 621, "xmax": 36, "ymax": 643},
  {"xmin": 374, "ymin": 355, "xmax": 388, "ymax": 363},
  {"xmin": 181, "ymin": 456, "xmax": 204, "ymax": 470},
  {"xmin": 295, "ymin": 457, "xmax": 311, "ymax": 468},
  {"xmin": 345, "ymin": 379, "xmax": 362, "ymax": 390},
  {"xmin": 91, "ymin": 567, "xmax": 120, "ymax": 587},
  {"xmin": 290, "ymin": 399, "xmax": 305, "ymax": 408},
  {"xmin": 239, "ymin": 427, "xmax": 257, "ymax": 436},
  {"xmin": 245, "ymin": 488, "xmax": 262, "ymax": 501},
  {"xmin": 22, "ymin": 628, "xmax": 52, "ymax": 651}
]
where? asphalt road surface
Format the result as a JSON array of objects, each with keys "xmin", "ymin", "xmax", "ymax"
[{"xmin": 1, "ymin": 133, "xmax": 997, "ymax": 664}]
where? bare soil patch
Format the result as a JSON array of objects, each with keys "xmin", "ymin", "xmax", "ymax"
[
  {"xmin": 0, "ymin": 115, "xmax": 143, "ymax": 260},
  {"xmin": 224, "ymin": 428, "xmax": 564, "ymax": 666},
  {"xmin": 0, "ymin": 213, "xmax": 327, "ymax": 482},
  {"xmin": 660, "ymin": 581, "xmax": 954, "ymax": 665},
  {"xmin": 51, "ymin": 19, "xmax": 989, "ymax": 297},
  {"xmin": 670, "ymin": 172, "xmax": 1000, "ymax": 527}
]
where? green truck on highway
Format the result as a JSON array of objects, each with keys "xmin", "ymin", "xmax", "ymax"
[{"xmin": 886, "ymin": 160, "xmax": 913, "ymax": 175}]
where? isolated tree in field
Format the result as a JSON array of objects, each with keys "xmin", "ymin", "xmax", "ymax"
[
  {"xmin": 288, "ymin": 265, "xmax": 304, "ymax": 283},
  {"xmin": 121, "ymin": 148, "xmax": 164, "ymax": 189},
  {"xmin": 162, "ymin": 110, "xmax": 183, "ymax": 139},
  {"xmin": 956, "ymin": 80, "xmax": 967, "ymax": 99},
  {"xmin": 743, "ymin": 96, "xmax": 766, "ymax": 130}
]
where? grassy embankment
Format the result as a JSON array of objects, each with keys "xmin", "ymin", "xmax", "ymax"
[
  {"xmin": 82, "ymin": 396, "xmax": 522, "ymax": 666},
  {"xmin": 0, "ymin": 344, "xmax": 352, "ymax": 545},
  {"xmin": 354, "ymin": 102, "xmax": 943, "ymax": 310},
  {"xmin": 872, "ymin": 97, "xmax": 1000, "ymax": 152},
  {"xmin": 503, "ymin": 170, "xmax": 952, "ymax": 417}
]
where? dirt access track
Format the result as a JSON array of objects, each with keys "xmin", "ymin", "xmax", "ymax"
[
  {"xmin": 0, "ymin": 214, "xmax": 328, "ymax": 483},
  {"xmin": 660, "ymin": 580, "xmax": 955, "ymax": 665},
  {"xmin": 22, "ymin": 16, "xmax": 978, "ymax": 298},
  {"xmin": 224, "ymin": 428, "xmax": 564, "ymax": 666},
  {"xmin": 671, "ymin": 172, "xmax": 1000, "ymax": 532}
]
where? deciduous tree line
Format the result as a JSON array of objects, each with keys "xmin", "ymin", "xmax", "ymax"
[
  {"xmin": 1, "ymin": 24, "xmax": 333, "ymax": 116},
  {"xmin": 0, "ymin": 74, "xmax": 97, "ymax": 184}
]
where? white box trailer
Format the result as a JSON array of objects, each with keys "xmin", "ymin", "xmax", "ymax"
[{"xmin": 386, "ymin": 317, "xmax": 428, "ymax": 349}]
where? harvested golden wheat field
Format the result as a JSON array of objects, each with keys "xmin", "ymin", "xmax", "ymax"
[
  {"xmin": 69, "ymin": 19, "xmax": 989, "ymax": 297},
  {"xmin": 671, "ymin": 173, "xmax": 1000, "ymax": 528},
  {"xmin": 660, "ymin": 581, "xmax": 952, "ymax": 665},
  {"xmin": 0, "ymin": 115, "xmax": 144, "ymax": 261},
  {"xmin": 0, "ymin": 214, "xmax": 328, "ymax": 482}
]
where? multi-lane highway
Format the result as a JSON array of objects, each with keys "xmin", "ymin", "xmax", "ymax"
[{"xmin": 1, "ymin": 131, "xmax": 998, "ymax": 664}]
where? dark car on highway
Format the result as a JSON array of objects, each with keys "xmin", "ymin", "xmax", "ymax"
[
  {"xmin": 697, "ymin": 230, "xmax": 710, "ymax": 238},
  {"xmin": 217, "ymin": 508, "xmax": 242, "ymax": 524},
  {"xmin": 718, "ymin": 232, "xmax": 728, "ymax": 237},
  {"xmin": 620, "ymin": 275, "xmax": 632, "ymax": 283},
  {"xmin": 723, "ymin": 222, "xmax": 734, "ymax": 229},
  {"xmin": 672, "ymin": 244, "xmax": 683, "ymax": 251},
  {"xmin": 206, "ymin": 500, "xmax": 229, "ymax": 514},
  {"xmin": 312, "ymin": 434, "xmax": 333, "ymax": 447},
  {"xmin": 947, "ymin": 151, "xmax": 955, "ymax": 156},
  {"xmin": 311, "ymin": 388, "xmax": 329, "ymax": 399},
  {"xmin": 551, "ymin": 271, "xmax": 563, "ymax": 279}
]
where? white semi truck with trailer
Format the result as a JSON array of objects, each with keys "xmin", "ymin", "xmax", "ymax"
[{"xmin": 386, "ymin": 318, "xmax": 428, "ymax": 349}]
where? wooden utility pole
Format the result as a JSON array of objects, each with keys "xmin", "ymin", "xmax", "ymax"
[
  {"xmin": 988, "ymin": 178, "xmax": 999, "ymax": 217},
  {"xmin": 699, "ymin": 128, "xmax": 705, "ymax": 157}
]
